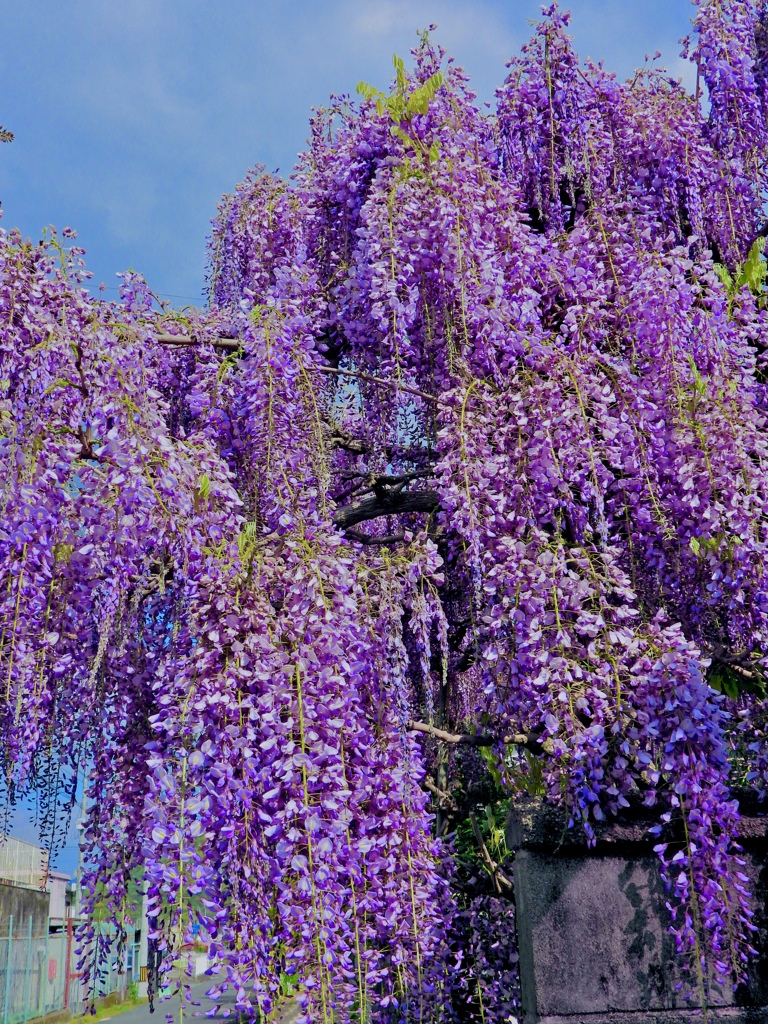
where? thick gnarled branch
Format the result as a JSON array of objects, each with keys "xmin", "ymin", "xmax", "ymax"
[
  {"xmin": 333, "ymin": 490, "xmax": 440, "ymax": 530},
  {"xmin": 328, "ymin": 425, "xmax": 369, "ymax": 455},
  {"xmin": 156, "ymin": 332, "xmax": 239, "ymax": 351}
]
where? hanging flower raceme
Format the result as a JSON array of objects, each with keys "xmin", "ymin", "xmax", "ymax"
[{"xmin": 687, "ymin": 0, "xmax": 768, "ymax": 265}]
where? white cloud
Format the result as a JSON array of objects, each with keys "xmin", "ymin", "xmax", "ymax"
[{"xmin": 352, "ymin": 1, "xmax": 406, "ymax": 36}]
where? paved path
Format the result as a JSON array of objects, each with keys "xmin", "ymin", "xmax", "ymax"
[{"xmin": 100, "ymin": 981, "xmax": 299, "ymax": 1024}]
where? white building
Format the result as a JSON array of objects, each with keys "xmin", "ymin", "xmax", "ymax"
[
  {"xmin": 0, "ymin": 835, "xmax": 48, "ymax": 889},
  {"xmin": 47, "ymin": 869, "xmax": 71, "ymax": 925},
  {"xmin": 0, "ymin": 834, "xmax": 73, "ymax": 930}
]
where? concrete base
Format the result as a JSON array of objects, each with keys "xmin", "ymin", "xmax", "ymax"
[
  {"xmin": 507, "ymin": 795, "xmax": 768, "ymax": 1024},
  {"xmin": 23, "ymin": 1011, "xmax": 72, "ymax": 1024},
  {"xmin": 529, "ymin": 1011, "xmax": 768, "ymax": 1024}
]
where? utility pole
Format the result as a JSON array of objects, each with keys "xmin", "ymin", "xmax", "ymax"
[{"xmin": 74, "ymin": 785, "xmax": 86, "ymax": 920}]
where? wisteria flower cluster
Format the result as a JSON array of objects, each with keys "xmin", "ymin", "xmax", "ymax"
[{"xmin": 4, "ymin": 2, "xmax": 768, "ymax": 1020}]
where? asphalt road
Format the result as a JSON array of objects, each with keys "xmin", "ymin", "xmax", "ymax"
[{"xmin": 100, "ymin": 981, "xmax": 299, "ymax": 1024}]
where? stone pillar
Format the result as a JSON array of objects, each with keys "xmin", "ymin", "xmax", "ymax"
[{"xmin": 507, "ymin": 795, "xmax": 768, "ymax": 1024}]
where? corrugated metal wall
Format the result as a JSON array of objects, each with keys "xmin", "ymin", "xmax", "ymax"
[{"xmin": 0, "ymin": 840, "xmax": 48, "ymax": 892}]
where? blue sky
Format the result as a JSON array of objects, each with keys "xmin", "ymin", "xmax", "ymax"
[
  {"xmin": 2, "ymin": 0, "xmax": 697, "ymax": 872},
  {"xmin": 1, "ymin": 0, "xmax": 697, "ymax": 310}
]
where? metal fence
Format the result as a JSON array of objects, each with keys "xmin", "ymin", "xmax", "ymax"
[{"xmin": 0, "ymin": 917, "xmax": 131, "ymax": 1024}]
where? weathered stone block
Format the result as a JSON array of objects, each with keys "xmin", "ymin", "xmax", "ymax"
[{"xmin": 507, "ymin": 795, "xmax": 768, "ymax": 1024}]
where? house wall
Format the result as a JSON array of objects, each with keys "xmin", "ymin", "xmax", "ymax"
[
  {"xmin": 0, "ymin": 881, "xmax": 50, "ymax": 937},
  {"xmin": 47, "ymin": 872, "xmax": 70, "ymax": 922}
]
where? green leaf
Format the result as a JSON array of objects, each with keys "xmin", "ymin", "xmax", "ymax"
[
  {"xmin": 363, "ymin": 61, "xmax": 444, "ymax": 133},
  {"xmin": 390, "ymin": 124, "xmax": 412, "ymax": 147},
  {"xmin": 724, "ymin": 675, "xmax": 740, "ymax": 700},
  {"xmin": 216, "ymin": 352, "xmax": 239, "ymax": 383},
  {"xmin": 707, "ymin": 660, "xmax": 766, "ymax": 700},
  {"xmin": 686, "ymin": 353, "xmax": 706, "ymax": 395},
  {"xmin": 356, "ymin": 81, "xmax": 384, "ymax": 101},
  {"xmin": 689, "ymin": 535, "xmax": 701, "ymax": 555},
  {"xmin": 713, "ymin": 263, "xmax": 734, "ymax": 295},
  {"xmin": 721, "ymin": 237, "xmax": 768, "ymax": 307},
  {"xmin": 393, "ymin": 54, "xmax": 406, "ymax": 92},
  {"xmin": 479, "ymin": 745, "xmax": 503, "ymax": 789},
  {"xmin": 53, "ymin": 542, "xmax": 75, "ymax": 564},
  {"xmin": 407, "ymin": 72, "xmax": 444, "ymax": 116},
  {"xmin": 237, "ymin": 521, "xmax": 261, "ymax": 561},
  {"xmin": 707, "ymin": 664, "xmax": 726, "ymax": 694},
  {"xmin": 196, "ymin": 474, "xmax": 211, "ymax": 505},
  {"xmin": 423, "ymin": 70, "xmax": 444, "ymax": 98},
  {"xmin": 738, "ymin": 236, "xmax": 767, "ymax": 297}
]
